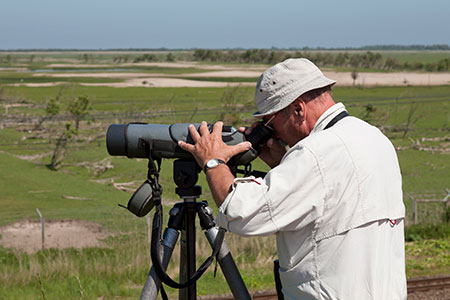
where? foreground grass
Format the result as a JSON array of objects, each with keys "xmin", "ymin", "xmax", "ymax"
[{"xmin": 405, "ymin": 238, "xmax": 450, "ymax": 278}]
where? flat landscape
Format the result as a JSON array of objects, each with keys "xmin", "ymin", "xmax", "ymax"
[{"xmin": 0, "ymin": 50, "xmax": 449, "ymax": 299}]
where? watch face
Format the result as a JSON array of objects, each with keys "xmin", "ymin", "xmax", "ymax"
[
  {"xmin": 207, "ymin": 159, "xmax": 219, "ymax": 168},
  {"xmin": 204, "ymin": 158, "xmax": 225, "ymax": 172}
]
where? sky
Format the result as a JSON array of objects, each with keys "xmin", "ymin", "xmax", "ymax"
[{"xmin": 1, "ymin": 0, "xmax": 449, "ymax": 50}]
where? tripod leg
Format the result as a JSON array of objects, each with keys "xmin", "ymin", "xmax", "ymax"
[
  {"xmin": 140, "ymin": 228, "xmax": 179, "ymax": 300},
  {"xmin": 205, "ymin": 227, "xmax": 252, "ymax": 300}
]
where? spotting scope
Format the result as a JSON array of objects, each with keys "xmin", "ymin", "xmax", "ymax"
[{"xmin": 106, "ymin": 123, "xmax": 273, "ymax": 166}]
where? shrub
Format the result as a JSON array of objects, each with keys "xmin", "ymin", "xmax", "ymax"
[{"xmin": 405, "ymin": 223, "xmax": 450, "ymax": 242}]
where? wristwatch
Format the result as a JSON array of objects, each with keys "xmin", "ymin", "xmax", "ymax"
[{"xmin": 203, "ymin": 158, "xmax": 226, "ymax": 173}]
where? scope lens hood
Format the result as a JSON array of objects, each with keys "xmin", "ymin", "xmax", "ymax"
[{"xmin": 106, "ymin": 124, "xmax": 127, "ymax": 156}]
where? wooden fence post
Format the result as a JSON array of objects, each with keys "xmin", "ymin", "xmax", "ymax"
[
  {"xmin": 407, "ymin": 193, "xmax": 417, "ymax": 224},
  {"xmin": 36, "ymin": 208, "xmax": 45, "ymax": 250},
  {"xmin": 444, "ymin": 189, "xmax": 450, "ymax": 207}
]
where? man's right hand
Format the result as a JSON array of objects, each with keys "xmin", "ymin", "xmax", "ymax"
[{"xmin": 240, "ymin": 123, "xmax": 287, "ymax": 168}]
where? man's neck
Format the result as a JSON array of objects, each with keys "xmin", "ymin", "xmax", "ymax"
[{"xmin": 305, "ymin": 94, "xmax": 336, "ymax": 130}]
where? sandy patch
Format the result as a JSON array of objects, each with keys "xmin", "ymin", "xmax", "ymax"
[
  {"xmin": 32, "ymin": 72, "xmax": 158, "ymax": 78},
  {"xmin": 7, "ymin": 64, "xmax": 450, "ymax": 87},
  {"xmin": 0, "ymin": 219, "xmax": 110, "ymax": 253},
  {"xmin": 81, "ymin": 77, "xmax": 255, "ymax": 88},
  {"xmin": 8, "ymin": 82, "xmax": 69, "ymax": 87},
  {"xmin": 0, "ymin": 67, "xmax": 28, "ymax": 72},
  {"xmin": 125, "ymin": 62, "xmax": 267, "ymax": 71},
  {"xmin": 45, "ymin": 61, "xmax": 267, "ymax": 71},
  {"xmin": 183, "ymin": 70, "xmax": 261, "ymax": 78},
  {"xmin": 12, "ymin": 151, "xmax": 53, "ymax": 162},
  {"xmin": 46, "ymin": 63, "xmax": 113, "ymax": 68},
  {"xmin": 326, "ymin": 71, "xmax": 450, "ymax": 87},
  {"xmin": 76, "ymin": 72, "xmax": 450, "ymax": 88}
]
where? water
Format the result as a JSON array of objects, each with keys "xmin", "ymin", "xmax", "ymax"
[{"xmin": 29, "ymin": 68, "xmax": 142, "ymax": 73}]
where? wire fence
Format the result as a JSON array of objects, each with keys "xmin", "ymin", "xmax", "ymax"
[{"xmin": 406, "ymin": 190, "xmax": 450, "ymax": 225}]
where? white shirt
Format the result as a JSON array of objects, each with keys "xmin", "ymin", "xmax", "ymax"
[{"xmin": 216, "ymin": 103, "xmax": 407, "ymax": 299}]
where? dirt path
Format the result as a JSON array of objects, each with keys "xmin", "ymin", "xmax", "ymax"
[{"xmin": 326, "ymin": 71, "xmax": 450, "ymax": 87}]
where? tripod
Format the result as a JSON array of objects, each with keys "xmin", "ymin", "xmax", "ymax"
[{"xmin": 139, "ymin": 160, "xmax": 251, "ymax": 300}]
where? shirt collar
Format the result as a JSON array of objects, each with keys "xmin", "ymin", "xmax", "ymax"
[{"xmin": 310, "ymin": 102, "xmax": 347, "ymax": 134}]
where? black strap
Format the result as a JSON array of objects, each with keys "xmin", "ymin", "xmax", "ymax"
[
  {"xmin": 273, "ymin": 259, "xmax": 285, "ymax": 300},
  {"xmin": 324, "ymin": 111, "xmax": 349, "ymax": 130},
  {"xmin": 151, "ymin": 203, "xmax": 225, "ymax": 289},
  {"xmin": 142, "ymin": 138, "xmax": 225, "ymax": 290}
]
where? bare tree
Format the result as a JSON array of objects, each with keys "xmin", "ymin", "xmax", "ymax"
[
  {"xmin": 49, "ymin": 123, "xmax": 75, "ymax": 170},
  {"xmin": 402, "ymin": 102, "xmax": 422, "ymax": 139},
  {"xmin": 48, "ymin": 96, "xmax": 91, "ymax": 170}
]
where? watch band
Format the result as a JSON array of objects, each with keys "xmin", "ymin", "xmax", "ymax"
[{"xmin": 203, "ymin": 158, "xmax": 226, "ymax": 173}]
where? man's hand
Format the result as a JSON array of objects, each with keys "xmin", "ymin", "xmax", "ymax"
[
  {"xmin": 240, "ymin": 122, "xmax": 287, "ymax": 168},
  {"xmin": 178, "ymin": 121, "xmax": 252, "ymax": 170},
  {"xmin": 178, "ymin": 121, "xmax": 251, "ymax": 207}
]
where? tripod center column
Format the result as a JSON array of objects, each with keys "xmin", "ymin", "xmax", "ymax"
[{"xmin": 176, "ymin": 186, "xmax": 201, "ymax": 300}]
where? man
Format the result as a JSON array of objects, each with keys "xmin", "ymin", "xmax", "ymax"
[{"xmin": 178, "ymin": 58, "xmax": 406, "ymax": 299}]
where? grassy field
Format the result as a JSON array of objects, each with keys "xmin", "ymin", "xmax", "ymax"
[{"xmin": 0, "ymin": 56, "xmax": 449, "ymax": 299}]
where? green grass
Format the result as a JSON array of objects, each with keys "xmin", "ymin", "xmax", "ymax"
[
  {"xmin": 0, "ymin": 74, "xmax": 123, "ymax": 84},
  {"xmin": 405, "ymin": 238, "xmax": 450, "ymax": 278},
  {"xmin": 381, "ymin": 51, "xmax": 450, "ymax": 64},
  {"xmin": 0, "ymin": 152, "xmax": 127, "ymax": 228},
  {"xmin": 34, "ymin": 66, "xmax": 212, "ymax": 74},
  {"xmin": 0, "ymin": 62, "xmax": 449, "ymax": 298},
  {"xmin": 397, "ymin": 149, "xmax": 449, "ymax": 195},
  {"xmin": 0, "ymin": 85, "xmax": 256, "ymax": 122},
  {"xmin": 0, "ymin": 84, "xmax": 448, "ymax": 199},
  {"xmin": 405, "ymin": 223, "xmax": 450, "ymax": 242},
  {"xmin": 1, "ymin": 84, "xmax": 448, "ymax": 200}
]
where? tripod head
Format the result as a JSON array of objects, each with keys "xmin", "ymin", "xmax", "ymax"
[{"xmin": 173, "ymin": 159, "xmax": 200, "ymax": 191}]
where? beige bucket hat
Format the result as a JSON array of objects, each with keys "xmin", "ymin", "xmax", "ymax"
[{"xmin": 253, "ymin": 58, "xmax": 336, "ymax": 117}]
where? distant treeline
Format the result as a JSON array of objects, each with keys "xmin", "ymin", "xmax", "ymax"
[
  {"xmin": 192, "ymin": 49, "xmax": 450, "ymax": 72},
  {"xmin": 358, "ymin": 44, "xmax": 450, "ymax": 51},
  {"xmin": 110, "ymin": 49, "xmax": 449, "ymax": 72},
  {"xmin": 1, "ymin": 48, "xmax": 449, "ymax": 72}
]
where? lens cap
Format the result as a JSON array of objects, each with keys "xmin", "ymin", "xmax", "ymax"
[{"xmin": 127, "ymin": 180, "xmax": 155, "ymax": 217}]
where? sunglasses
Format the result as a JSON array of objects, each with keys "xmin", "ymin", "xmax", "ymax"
[{"xmin": 262, "ymin": 115, "xmax": 276, "ymax": 129}]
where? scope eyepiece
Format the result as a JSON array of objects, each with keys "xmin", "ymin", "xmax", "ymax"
[{"xmin": 244, "ymin": 123, "xmax": 273, "ymax": 153}]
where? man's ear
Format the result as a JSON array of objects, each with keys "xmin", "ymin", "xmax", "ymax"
[{"xmin": 294, "ymin": 99, "xmax": 306, "ymax": 117}]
